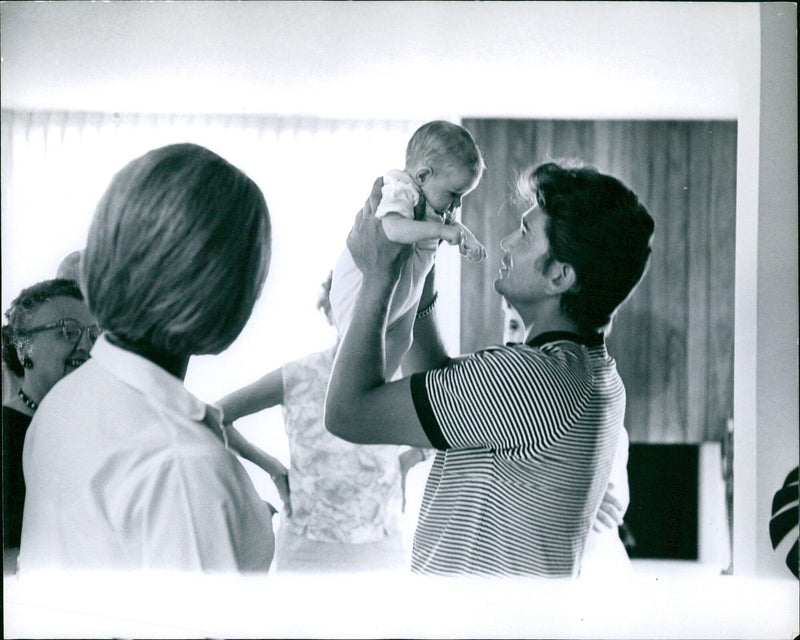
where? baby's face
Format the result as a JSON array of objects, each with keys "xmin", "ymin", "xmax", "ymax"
[
  {"xmin": 420, "ymin": 163, "xmax": 480, "ymax": 216},
  {"xmin": 502, "ymin": 301, "xmax": 526, "ymax": 344}
]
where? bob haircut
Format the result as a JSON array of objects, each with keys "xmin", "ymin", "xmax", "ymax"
[
  {"xmin": 82, "ymin": 143, "xmax": 271, "ymax": 357},
  {"xmin": 517, "ymin": 161, "xmax": 655, "ymax": 332},
  {"xmin": 405, "ymin": 120, "xmax": 485, "ymax": 176},
  {"xmin": 2, "ymin": 279, "xmax": 85, "ymax": 377}
]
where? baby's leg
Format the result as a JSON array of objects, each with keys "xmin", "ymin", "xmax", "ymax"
[
  {"xmin": 384, "ymin": 307, "xmax": 416, "ymax": 381},
  {"xmin": 329, "ymin": 249, "xmax": 364, "ymax": 337}
]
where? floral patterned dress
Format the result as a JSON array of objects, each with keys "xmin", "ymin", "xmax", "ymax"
[{"xmin": 280, "ymin": 347, "xmax": 405, "ymax": 545}]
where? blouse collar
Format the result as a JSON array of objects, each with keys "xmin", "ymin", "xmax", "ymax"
[{"xmin": 90, "ymin": 333, "xmax": 214, "ymax": 423}]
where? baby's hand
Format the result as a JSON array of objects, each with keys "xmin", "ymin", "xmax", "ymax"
[
  {"xmin": 440, "ymin": 223, "xmax": 463, "ymax": 246},
  {"xmin": 457, "ymin": 224, "xmax": 487, "ymax": 263}
]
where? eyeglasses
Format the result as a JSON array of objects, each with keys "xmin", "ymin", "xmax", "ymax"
[{"xmin": 25, "ymin": 319, "xmax": 102, "ymax": 345}]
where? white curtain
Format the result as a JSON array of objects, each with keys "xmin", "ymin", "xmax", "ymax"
[{"xmin": 1, "ymin": 110, "xmax": 461, "ymax": 495}]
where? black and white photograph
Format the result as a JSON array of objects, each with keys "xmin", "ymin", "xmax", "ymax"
[{"xmin": 1, "ymin": 2, "xmax": 797, "ymax": 638}]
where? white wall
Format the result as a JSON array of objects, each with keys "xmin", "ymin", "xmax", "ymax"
[
  {"xmin": 753, "ymin": 2, "xmax": 798, "ymax": 578},
  {"xmin": 1, "ymin": 1, "xmax": 754, "ymax": 467},
  {"xmin": 1, "ymin": 1, "xmax": 741, "ymax": 119},
  {"xmin": 731, "ymin": 2, "xmax": 799, "ymax": 581}
]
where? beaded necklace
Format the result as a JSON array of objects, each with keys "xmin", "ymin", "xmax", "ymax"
[{"xmin": 17, "ymin": 388, "xmax": 38, "ymax": 412}]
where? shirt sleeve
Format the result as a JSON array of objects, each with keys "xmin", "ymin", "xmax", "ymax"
[
  {"xmin": 131, "ymin": 448, "xmax": 274, "ymax": 572},
  {"xmin": 375, "ymin": 171, "xmax": 418, "ymax": 220},
  {"xmin": 410, "ymin": 345, "xmax": 594, "ymax": 453}
]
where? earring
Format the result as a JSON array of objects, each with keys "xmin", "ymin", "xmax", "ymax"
[{"xmin": 23, "ymin": 356, "xmax": 33, "ymax": 369}]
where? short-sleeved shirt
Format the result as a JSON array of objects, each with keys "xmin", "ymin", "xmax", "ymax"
[
  {"xmin": 409, "ymin": 331, "xmax": 624, "ymax": 577},
  {"xmin": 373, "ymin": 169, "xmax": 451, "ymax": 224},
  {"xmin": 19, "ymin": 335, "xmax": 274, "ymax": 573}
]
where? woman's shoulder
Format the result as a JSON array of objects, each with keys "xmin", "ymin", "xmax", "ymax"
[
  {"xmin": 284, "ymin": 349, "xmax": 333, "ymax": 382},
  {"xmin": 2, "ymin": 405, "xmax": 31, "ymax": 438},
  {"xmin": 35, "ymin": 357, "xmax": 125, "ymax": 419}
]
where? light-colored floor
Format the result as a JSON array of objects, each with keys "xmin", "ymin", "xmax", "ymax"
[
  {"xmin": 4, "ymin": 563, "xmax": 798, "ymax": 639},
  {"xmin": 5, "ymin": 447, "xmax": 791, "ymax": 639}
]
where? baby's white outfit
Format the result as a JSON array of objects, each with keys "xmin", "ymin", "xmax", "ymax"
[{"xmin": 330, "ymin": 170, "xmax": 445, "ymax": 378}]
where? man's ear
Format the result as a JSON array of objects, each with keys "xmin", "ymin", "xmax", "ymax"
[
  {"xmin": 414, "ymin": 166, "xmax": 433, "ymax": 185},
  {"xmin": 546, "ymin": 261, "xmax": 577, "ymax": 295}
]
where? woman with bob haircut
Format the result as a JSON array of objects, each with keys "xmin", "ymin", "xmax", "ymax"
[{"xmin": 19, "ymin": 143, "xmax": 275, "ymax": 573}]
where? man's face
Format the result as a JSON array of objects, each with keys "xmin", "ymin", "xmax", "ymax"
[
  {"xmin": 494, "ymin": 205, "xmax": 553, "ymax": 305},
  {"xmin": 419, "ymin": 163, "xmax": 480, "ymax": 216}
]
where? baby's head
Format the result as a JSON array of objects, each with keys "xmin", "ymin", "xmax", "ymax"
[
  {"xmin": 501, "ymin": 297, "xmax": 526, "ymax": 344},
  {"xmin": 405, "ymin": 121, "xmax": 484, "ymax": 216}
]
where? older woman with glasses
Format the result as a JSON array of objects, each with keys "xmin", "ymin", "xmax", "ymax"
[
  {"xmin": 18, "ymin": 143, "xmax": 275, "ymax": 574},
  {"xmin": 2, "ymin": 278, "xmax": 100, "ymax": 567}
]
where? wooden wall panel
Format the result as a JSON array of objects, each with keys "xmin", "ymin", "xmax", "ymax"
[
  {"xmin": 460, "ymin": 119, "xmax": 736, "ymax": 443},
  {"xmin": 707, "ymin": 125, "xmax": 737, "ymax": 440},
  {"xmin": 686, "ymin": 123, "xmax": 713, "ymax": 442},
  {"xmin": 460, "ymin": 120, "xmax": 512, "ymax": 353},
  {"xmin": 666, "ymin": 123, "xmax": 691, "ymax": 440}
]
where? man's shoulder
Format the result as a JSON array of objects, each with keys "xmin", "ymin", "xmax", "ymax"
[
  {"xmin": 439, "ymin": 340, "xmax": 607, "ymax": 378},
  {"xmin": 439, "ymin": 342, "xmax": 600, "ymax": 400},
  {"xmin": 466, "ymin": 341, "xmax": 575, "ymax": 368},
  {"xmin": 522, "ymin": 338, "xmax": 602, "ymax": 370}
]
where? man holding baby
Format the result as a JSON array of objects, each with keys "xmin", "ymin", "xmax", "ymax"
[{"xmin": 325, "ymin": 161, "xmax": 654, "ymax": 577}]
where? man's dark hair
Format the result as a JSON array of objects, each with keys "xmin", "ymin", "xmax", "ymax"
[{"xmin": 518, "ymin": 161, "xmax": 655, "ymax": 332}]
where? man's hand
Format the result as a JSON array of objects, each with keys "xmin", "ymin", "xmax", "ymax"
[
  {"xmin": 592, "ymin": 485, "xmax": 625, "ymax": 532},
  {"xmin": 398, "ymin": 448, "xmax": 429, "ymax": 512},
  {"xmin": 346, "ymin": 177, "xmax": 412, "ymax": 285}
]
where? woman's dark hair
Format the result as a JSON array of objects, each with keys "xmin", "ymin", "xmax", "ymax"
[
  {"xmin": 2, "ymin": 279, "xmax": 84, "ymax": 377},
  {"xmin": 517, "ymin": 161, "xmax": 655, "ymax": 332},
  {"xmin": 82, "ymin": 143, "xmax": 271, "ymax": 356}
]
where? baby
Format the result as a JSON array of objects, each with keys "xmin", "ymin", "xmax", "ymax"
[{"xmin": 330, "ymin": 120, "xmax": 486, "ymax": 378}]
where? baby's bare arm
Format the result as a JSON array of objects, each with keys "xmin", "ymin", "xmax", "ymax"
[{"xmin": 381, "ymin": 212, "xmax": 459, "ymax": 245}]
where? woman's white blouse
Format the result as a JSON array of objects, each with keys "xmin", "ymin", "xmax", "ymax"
[{"xmin": 18, "ymin": 334, "xmax": 274, "ymax": 573}]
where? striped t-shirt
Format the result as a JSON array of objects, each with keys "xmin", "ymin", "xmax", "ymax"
[{"xmin": 409, "ymin": 331, "xmax": 624, "ymax": 577}]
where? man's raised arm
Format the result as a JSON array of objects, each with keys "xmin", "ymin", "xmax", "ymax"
[
  {"xmin": 401, "ymin": 267, "xmax": 451, "ymax": 375},
  {"xmin": 324, "ymin": 178, "xmax": 434, "ymax": 448}
]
